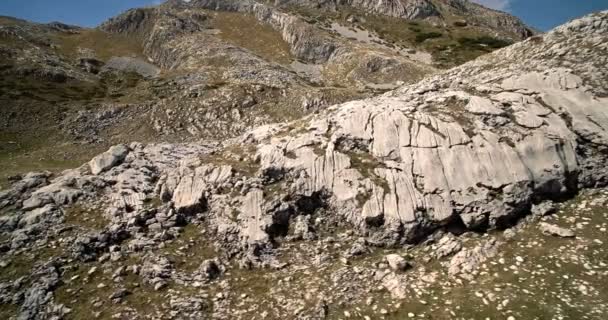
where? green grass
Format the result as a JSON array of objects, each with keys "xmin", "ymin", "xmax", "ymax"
[
  {"xmin": 415, "ymin": 31, "xmax": 443, "ymax": 43},
  {"xmin": 0, "ymin": 73, "xmax": 106, "ymax": 103},
  {"xmin": 159, "ymin": 224, "xmax": 217, "ymax": 273},
  {"xmin": 54, "ymin": 260, "xmax": 170, "ymax": 320},
  {"xmin": 457, "ymin": 35, "xmax": 513, "ymax": 50},
  {"xmin": 64, "ymin": 204, "xmax": 108, "ymax": 231},
  {"xmin": 0, "ymin": 69, "xmax": 157, "ymax": 187},
  {"xmin": 0, "ymin": 130, "xmax": 106, "ymax": 188}
]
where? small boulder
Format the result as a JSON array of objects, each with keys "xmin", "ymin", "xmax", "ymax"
[
  {"xmin": 347, "ymin": 239, "xmax": 369, "ymax": 257},
  {"xmin": 22, "ymin": 195, "xmax": 52, "ymax": 211},
  {"xmin": 532, "ymin": 201, "xmax": 557, "ymax": 216},
  {"xmin": 109, "ymin": 288, "xmax": 131, "ymax": 303},
  {"xmin": 539, "ymin": 222, "xmax": 575, "ymax": 238},
  {"xmin": 434, "ymin": 234, "xmax": 462, "ymax": 258},
  {"xmin": 384, "ymin": 254, "xmax": 410, "ymax": 271},
  {"xmin": 199, "ymin": 259, "xmax": 224, "ymax": 280},
  {"xmin": 454, "ymin": 20, "xmax": 468, "ymax": 27},
  {"xmin": 79, "ymin": 58, "xmax": 104, "ymax": 74},
  {"xmin": 292, "ymin": 215, "xmax": 316, "ymax": 240},
  {"xmin": 89, "ymin": 145, "xmax": 129, "ymax": 175}
]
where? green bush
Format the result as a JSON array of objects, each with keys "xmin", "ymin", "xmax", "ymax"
[
  {"xmin": 414, "ymin": 31, "xmax": 443, "ymax": 43},
  {"xmin": 457, "ymin": 36, "xmax": 512, "ymax": 50}
]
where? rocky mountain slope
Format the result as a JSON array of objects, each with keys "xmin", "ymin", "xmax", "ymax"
[
  {"xmin": 0, "ymin": 0, "xmax": 533, "ymax": 182},
  {"xmin": 266, "ymin": 0, "xmax": 534, "ymax": 38},
  {"xmin": 1, "ymin": 1, "xmax": 607, "ymax": 319}
]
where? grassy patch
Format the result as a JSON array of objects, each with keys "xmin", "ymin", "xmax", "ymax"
[
  {"xmin": 285, "ymin": 5, "xmax": 513, "ymax": 69},
  {"xmin": 423, "ymin": 96, "xmax": 475, "ymax": 137},
  {"xmin": 64, "ymin": 204, "xmax": 108, "ymax": 230},
  {"xmin": 347, "ymin": 151, "xmax": 390, "ymax": 193},
  {"xmin": 211, "ymin": 11, "xmax": 293, "ymax": 65},
  {"xmin": 415, "ymin": 31, "xmax": 443, "ymax": 43},
  {"xmin": 53, "ymin": 29, "xmax": 144, "ymax": 62},
  {"xmin": 0, "ymin": 132, "xmax": 102, "ymax": 185},
  {"xmin": 376, "ymin": 190, "xmax": 608, "ymax": 319},
  {"xmin": 0, "ymin": 303, "xmax": 18, "ymax": 319},
  {"xmin": 159, "ymin": 224, "xmax": 217, "ymax": 273},
  {"xmin": 0, "ymin": 253, "xmax": 36, "ymax": 283},
  {"xmin": 54, "ymin": 260, "xmax": 172, "ymax": 320},
  {"xmin": 457, "ymin": 36, "xmax": 512, "ymax": 50},
  {"xmin": 0, "ymin": 128, "xmax": 105, "ymax": 188},
  {"xmin": 0, "ymin": 72, "xmax": 106, "ymax": 103},
  {"xmin": 0, "ymin": 243, "xmax": 66, "ymax": 283}
]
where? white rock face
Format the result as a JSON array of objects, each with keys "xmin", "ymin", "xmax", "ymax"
[
  {"xmin": 89, "ymin": 145, "xmax": 130, "ymax": 175},
  {"xmin": 244, "ymin": 11, "xmax": 608, "ymax": 244},
  {"xmin": 162, "ymin": 161, "xmax": 233, "ymax": 213}
]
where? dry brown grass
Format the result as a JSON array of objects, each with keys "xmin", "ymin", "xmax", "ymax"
[
  {"xmin": 53, "ymin": 28, "xmax": 145, "ymax": 61},
  {"xmin": 211, "ymin": 11, "xmax": 293, "ymax": 65}
]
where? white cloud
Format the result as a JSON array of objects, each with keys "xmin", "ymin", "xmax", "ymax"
[{"xmin": 470, "ymin": 0, "xmax": 512, "ymax": 11}]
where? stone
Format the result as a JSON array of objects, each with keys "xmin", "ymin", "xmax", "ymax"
[
  {"xmin": 347, "ymin": 239, "xmax": 370, "ymax": 257},
  {"xmin": 384, "ymin": 254, "xmax": 410, "ymax": 272},
  {"xmin": 434, "ymin": 234, "xmax": 463, "ymax": 258},
  {"xmin": 89, "ymin": 145, "xmax": 129, "ymax": 175},
  {"xmin": 79, "ymin": 58, "xmax": 104, "ymax": 74},
  {"xmin": 532, "ymin": 202, "xmax": 558, "ymax": 216},
  {"xmin": 292, "ymin": 215, "xmax": 316, "ymax": 240},
  {"xmin": 141, "ymin": 255, "xmax": 173, "ymax": 286},
  {"xmin": 539, "ymin": 222, "xmax": 575, "ymax": 238},
  {"xmin": 21, "ymin": 196, "xmax": 52, "ymax": 211},
  {"xmin": 448, "ymin": 239, "xmax": 499, "ymax": 279},
  {"xmin": 198, "ymin": 259, "xmax": 224, "ymax": 280},
  {"xmin": 109, "ymin": 288, "xmax": 131, "ymax": 302},
  {"xmin": 381, "ymin": 272, "xmax": 408, "ymax": 299},
  {"xmin": 101, "ymin": 57, "xmax": 160, "ymax": 78}
]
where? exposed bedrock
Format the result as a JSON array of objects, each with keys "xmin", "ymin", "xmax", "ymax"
[{"xmin": 3, "ymin": 11, "xmax": 607, "ymax": 259}]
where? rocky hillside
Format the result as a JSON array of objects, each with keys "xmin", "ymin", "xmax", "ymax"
[
  {"xmin": 0, "ymin": 0, "xmax": 534, "ymax": 183},
  {"xmin": 267, "ymin": 0, "xmax": 534, "ymax": 38},
  {"xmin": 1, "ymin": 1, "xmax": 607, "ymax": 319}
]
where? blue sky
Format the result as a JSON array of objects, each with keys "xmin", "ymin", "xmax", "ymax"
[
  {"xmin": 473, "ymin": 0, "xmax": 608, "ymax": 31},
  {"xmin": 0, "ymin": 0, "xmax": 606, "ymax": 31},
  {"xmin": 0, "ymin": 0, "xmax": 160, "ymax": 27}
]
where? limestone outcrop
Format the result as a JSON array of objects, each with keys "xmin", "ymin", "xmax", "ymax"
[{"xmin": 5, "ymin": 11, "xmax": 606, "ymax": 254}]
